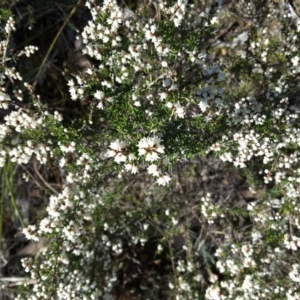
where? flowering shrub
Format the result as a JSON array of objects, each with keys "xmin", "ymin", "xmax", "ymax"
[{"xmin": 1, "ymin": 0, "xmax": 300, "ymax": 299}]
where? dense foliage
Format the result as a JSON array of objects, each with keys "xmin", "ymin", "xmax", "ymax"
[{"xmin": 1, "ymin": 0, "xmax": 300, "ymax": 299}]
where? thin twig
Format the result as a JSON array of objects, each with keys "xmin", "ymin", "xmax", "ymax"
[
  {"xmin": 33, "ymin": 157, "xmax": 59, "ymax": 195},
  {"xmin": 32, "ymin": 0, "xmax": 82, "ymax": 90}
]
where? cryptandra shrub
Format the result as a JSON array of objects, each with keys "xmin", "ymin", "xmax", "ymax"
[{"xmin": 1, "ymin": 0, "xmax": 300, "ymax": 299}]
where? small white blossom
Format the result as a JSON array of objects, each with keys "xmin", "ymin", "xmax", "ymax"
[
  {"xmin": 125, "ymin": 162, "xmax": 138, "ymax": 174},
  {"xmin": 157, "ymin": 173, "xmax": 171, "ymax": 186},
  {"xmin": 138, "ymin": 136, "xmax": 164, "ymax": 161},
  {"xmin": 107, "ymin": 139, "xmax": 127, "ymax": 163}
]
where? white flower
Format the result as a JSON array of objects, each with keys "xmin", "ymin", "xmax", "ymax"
[
  {"xmin": 0, "ymin": 91, "xmax": 10, "ymax": 109},
  {"xmin": 146, "ymin": 151, "xmax": 160, "ymax": 161},
  {"xmin": 127, "ymin": 153, "xmax": 136, "ymax": 161},
  {"xmin": 125, "ymin": 163, "xmax": 138, "ymax": 174},
  {"xmin": 291, "ymin": 56, "xmax": 299, "ymax": 66},
  {"xmin": 205, "ymin": 285, "xmax": 221, "ymax": 300},
  {"xmin": 198, "ymin": 98, "xmax": 208, "ymax": 112},
  {"xmin": 157, "ymin": 173, "xmax": 171, "ymax": 186},
  {"xmin": 107, "ymin": 139, "xmax": 127, "ymax": 163},
  {"xmin": 169, "ymin": 83, "xmax": 178, "ymax": 91},
  {"xmin": 210, "ymin": 16, "xmax": 218, "ymax": 25},
  {"xmin": 59, "ymin": 141, "xmax": 76, "ymax": 153},
  {"xmin": 166, "ymin": 102, "xmax": 185, "ymax": 118},
  {"xmin": 97, "ymin": 101, "xmax": 104, "ymax": 109},
  {"xmin": 161, "ymin": 60, "xmax": 168, "ymax": 67},
  {"xmin": 159, "ymin": 92, "xmax": 168, "ymax": 101},
  {"xmin": 138, "ymin": 136, "xmax": 164, "ymax": 161},
  {"xmin": 147, "ymin": 164, "xmax": 160, "ymax": 177},
  {"xmin": 23, "ymin": 225, "xmax": 39, "ymax": 242},
  {"xmin": 54, "ymin": 111, "xmax": 63, "ymax": 122},
  {"xmin": 94, "ymin": 90, "xmax": 106, "ymax": 109},
  {"xmin": 66, "ymin": 173, "xmax": 75, "ymax": 183},
  {"xmin": 5, "ymin": 17, "xmax": 16, "ymax": 34},
  {"xmin": 110, "ymin": 140, "xmax": 126, "ymax": 151},
  {"xmin": 169, "ymin": 282, "xmax": 175, "ymax": 289}
]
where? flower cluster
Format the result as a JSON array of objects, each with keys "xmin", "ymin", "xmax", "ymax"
[
  {"xmin": 138, "ymin": 136, "xmax": 164, "ymax": 162},
  {"xmin": 107, "ymin": 139, "xmax": 127, "ymax": 163}
]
